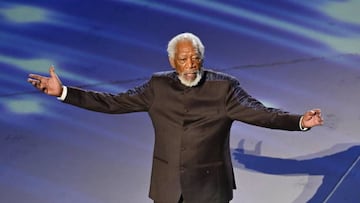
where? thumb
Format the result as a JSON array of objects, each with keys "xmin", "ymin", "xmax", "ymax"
[
  {"xmin": 49, "ymin": 65, "xmax": 60, "ymax": 82},
  {"xmin": 49, "ymin": 65, "xmax": 57, "ymax": 78},
  {"xmin": 49, "ymin": 65, "xmax": 62, "ymax": 86},
  {"xmin": 307, "ymin": 110, "xmax": 317, "ymax": 117}
]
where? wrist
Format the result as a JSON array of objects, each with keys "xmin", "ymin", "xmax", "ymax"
[
  {"xmin": 299, "ymin": 116, "xmax": 309, "ymax": 131},
  {"xmin": 57, "ymin": 86, "xmax": 68, "ymax": 101}
]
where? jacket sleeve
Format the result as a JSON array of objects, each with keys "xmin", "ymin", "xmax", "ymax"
[
  {"xmin": 63, "ymin": 78, "xmax": 154, "ymax": 114},
  {"xmin": 225, "ymin": 79, "xmax": 302, "ymax": 131}
]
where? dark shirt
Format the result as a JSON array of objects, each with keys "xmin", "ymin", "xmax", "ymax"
[{"xmin": 63, "ymin": 69, "xmax": 303, "ymax": 203}]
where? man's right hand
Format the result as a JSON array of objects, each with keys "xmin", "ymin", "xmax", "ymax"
[{"xmin": 27, "ymin": 65, "xmax": 63, "ymax": 97}]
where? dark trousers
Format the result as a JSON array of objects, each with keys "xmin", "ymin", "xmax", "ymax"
[
  {"xmin": 154, "ymin": 195, "xmax": 229, "ymax": 203},
  {"xmin": 154, "ymin": 195, "xmax": 184, "ymax": 203}
]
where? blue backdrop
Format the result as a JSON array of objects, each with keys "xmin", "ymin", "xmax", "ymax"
[{"xmin": 1, "ymin": 1, "xmax": 359, "ymax": 202}]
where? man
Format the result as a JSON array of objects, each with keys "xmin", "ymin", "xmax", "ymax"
[{"xmin": 28, "ymin": 33, "xmax": 323, "ymax": 203}]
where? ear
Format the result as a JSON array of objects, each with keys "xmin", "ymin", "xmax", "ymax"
[{"xmin": 169, "ymin": 57, "xmax": 176, "ymax": 69}]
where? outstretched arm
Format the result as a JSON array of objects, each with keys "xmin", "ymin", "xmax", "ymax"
[
  {"xmin": 301, "ymin": 109, "xmax": 324, "ymax": 128},
  {"xmin": 27, "ymin": 66, "xmax": 63, "ymax": 97}
]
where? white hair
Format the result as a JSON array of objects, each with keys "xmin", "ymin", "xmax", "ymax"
[{"xmin": 167, "ymin": 32, "xmax": 205, "ymax": 59}]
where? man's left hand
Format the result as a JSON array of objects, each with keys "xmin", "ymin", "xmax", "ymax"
[{"xmin": 302, "ymin": 109, "xmax": 324, "ymax": 128}]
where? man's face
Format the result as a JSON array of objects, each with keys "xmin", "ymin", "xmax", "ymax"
[{"xmin": 169, "ymin": 40, "xmax": 203, "ymax": 85}]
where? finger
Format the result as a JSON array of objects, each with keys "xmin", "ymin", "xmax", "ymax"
[
  {"xmin": 49, "ymin": 65, "xmax": 58, "ymax": 79},
  {"xmin": 307, "ymin": 110, "xmax": 316, "ymax": 117},
  {"xmin": 318, "ymin": 115, "xmax": 324, "ymax": 122},
  {"xmin": 28, "ymin": 73, "xmax": 44, "ymax": 81},
  {"xmin": 27, "ymin": 78, "xmax": 40, "ymax": 87},
  {"xmin": 317, "ymin": 119, "xmax": 324, "ymax": 125},
  {"xmin": 310, "ymin": 109, "xmax": 321, "ymax": 116},
  {"xmin": 28, "ymin": 77, "xmax": 45, "ymax": 90},
  {"xmin": 27, "ymin": 78, "xmax": 38, "ymax": 84}
]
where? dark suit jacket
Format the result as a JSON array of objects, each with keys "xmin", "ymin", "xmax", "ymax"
[{"xmin": 63, "ymin": 69, "xmax": 303, "ymax": 203}]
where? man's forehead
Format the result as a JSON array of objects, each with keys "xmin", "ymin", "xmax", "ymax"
[{"xmin": 176, "ymin": 41, "xmax": 198, "ymax": 54}]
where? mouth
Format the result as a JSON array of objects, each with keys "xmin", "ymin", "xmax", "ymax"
[
  {"xmin": 182, "ymin": 70, "xmax": 199, "ymax": 76},
  {"xmin": 182, "ymin": 72, "xmax": 198, "ymax": 81},
  {"xmin": 183, "ymin": 72, "xmax": 197, "ymax": 77}
]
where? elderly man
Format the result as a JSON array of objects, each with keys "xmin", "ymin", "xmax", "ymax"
[{"xmin": 28, "ymin": 32, "xmax": 323, "ymax": 203}]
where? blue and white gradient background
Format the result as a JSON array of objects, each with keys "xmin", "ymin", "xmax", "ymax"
[{"xmin": 1, "ymin": 1, "xmax": 360, "ymax": 202}]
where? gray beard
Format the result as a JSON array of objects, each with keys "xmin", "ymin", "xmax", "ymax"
[{"xmin": 178, "ymin": 70, "xmax": 203, "ymax": 87}]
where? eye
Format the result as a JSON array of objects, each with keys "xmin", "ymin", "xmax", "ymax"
[
  {"xmin": 192, "ymin": 56, "xmax": 201, "ymax": 62},
  {"xmin": 178, "ymin": 58, "xmax": 186, "ymax": 64}
]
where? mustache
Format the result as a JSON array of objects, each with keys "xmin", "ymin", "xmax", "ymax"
[{"xmin": 180, "ymin": 69, "xmax": 202, "ymax": 75}]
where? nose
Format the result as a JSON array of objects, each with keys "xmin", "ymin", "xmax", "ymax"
[{"xmin": 185, "ymin": 58, "xmax": 196, "ymax": 69}]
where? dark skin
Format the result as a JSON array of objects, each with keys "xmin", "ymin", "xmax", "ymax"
[
  {"xmin": 169, "ymin": 40, "xmax": 203, "ymax": 82},
  {"xmin": 27, "ymin": 41, "xmax": 324, "ymax": 128}
]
